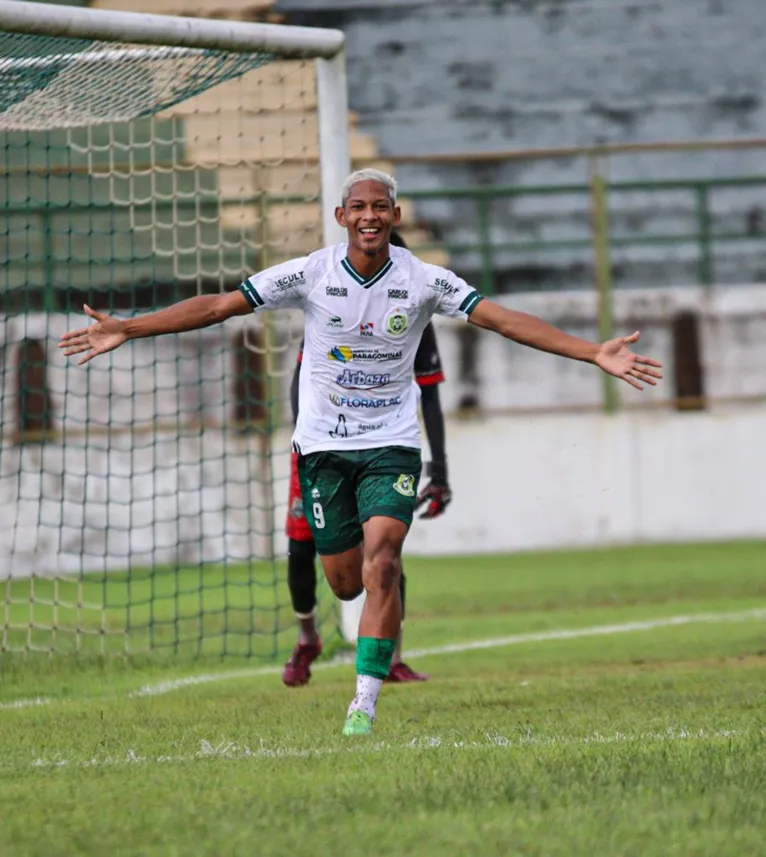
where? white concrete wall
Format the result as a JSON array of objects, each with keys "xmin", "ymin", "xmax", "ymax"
[
  {"xmin": 431, "ymin": 284, "xmax": 766, "ymax": 414},
  {"xmin": 6, "ymin": 402, "xmax": 762, "ymax": 577},
  {"xmin": 408, "ymin": 404, "xmax": 766, "ymax": 556},
  {"xmin": 0, "ymin": 427, "xmax": 292, "ymax": 577}
]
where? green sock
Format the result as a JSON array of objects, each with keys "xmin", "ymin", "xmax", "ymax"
[{"xmin": 356, "ymin": 636, "xmax": 396, "ymax": 679}]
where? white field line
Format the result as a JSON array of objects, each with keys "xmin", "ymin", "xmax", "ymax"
[
  {"xmin": 131, "ymin": 607, "xmax": 766, "ymax": 699},
  {"xmin": 130, "ymin": 665, "xmax": 284, "ymax": 697},
  {"xmin": 0, "ymin": 697, "xmax": 51, "ymax": 711},
  {"xmin": 2, "ymin": 608, "xmax": 763, "ymax": 710},
  {"xmin": 22, "ymin": 727, "xmax": 758, "ymax": 772}
]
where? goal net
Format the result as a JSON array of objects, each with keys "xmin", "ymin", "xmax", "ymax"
[{"xmin": 0, "ymin": 1, "xmax": 350, "ymax": 658}]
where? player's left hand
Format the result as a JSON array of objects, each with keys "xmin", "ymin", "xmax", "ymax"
[
  {"xmin": 594, "ymin": 331, "xmax": 663, "ymax": 390},
  {"xmin": 415, "ymin": 480, "xmax": 453, "ymax": 520}
]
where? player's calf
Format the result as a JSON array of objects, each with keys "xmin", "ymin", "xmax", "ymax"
[{"xmin": 359, "ymin": 545, "xmax": 402, "ymax": 640}]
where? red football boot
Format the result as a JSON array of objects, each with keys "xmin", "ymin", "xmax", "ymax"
[
  {"xmin": 386, "ymin": 661, "xmax": 429, "ymax": 682},
  {"xmin": 282, "ymin": 639, "xmax": 323, "ymax": 687}
]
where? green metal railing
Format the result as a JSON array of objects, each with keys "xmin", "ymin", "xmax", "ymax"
[
  {"xmin": 6, "ymin": 175, "xmax": 766, "ymax": 302},
  {"xmin": 401, "ymin": 175, "xmax": 766, "ymax": 295},
  {"xmin": 374, "ymin": 134, "xmax": 766, "ymax": 293}
]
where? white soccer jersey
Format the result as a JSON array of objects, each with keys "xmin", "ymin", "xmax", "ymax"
[{"xmin": 239, "ymin": 243, "xmax": 483, "ymax": 455}]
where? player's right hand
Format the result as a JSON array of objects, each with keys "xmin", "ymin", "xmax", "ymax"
[{"xmin": 58, "ymin": 305, "xmax": 128, "ymax": 365}]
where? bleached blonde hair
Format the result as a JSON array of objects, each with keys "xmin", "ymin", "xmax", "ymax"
[{"xmin": 340, "ymin": 169, "xmax": 398, "ymax": 206}]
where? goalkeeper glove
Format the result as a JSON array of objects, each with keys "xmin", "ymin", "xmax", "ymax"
[{"xmin": 415, "ymin": 461, "xmax": 452, "ymax": 520}]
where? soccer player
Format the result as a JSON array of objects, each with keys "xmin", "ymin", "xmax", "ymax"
[
  {"xmin": 283, "ymin": 230, "xmax": 451, "ymax": 688},
  {"xmin": 59, "ymin": 168, "xmax": 663, "ymax": 737}
]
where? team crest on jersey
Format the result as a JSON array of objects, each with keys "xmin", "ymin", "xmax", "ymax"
[
  {"xmin": 386, "ymin": 308, "xmax": 408, "ymax": 337},
  {"xmin": 392, "ymin": 474, "xmax": 416, "ymax": 497}
]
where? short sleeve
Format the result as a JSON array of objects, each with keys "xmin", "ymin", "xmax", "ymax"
[
  {"xmin": 426, "ymin": 266, "xmax": 484, "ymax": 320},
  {"xmin": 238, "ymin": 256, "xmax": 310, "ymax": 312}
]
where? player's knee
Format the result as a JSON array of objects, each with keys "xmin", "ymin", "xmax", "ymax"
[
  {"xmin": 362, "ymin": 548, "xmax": 400, "ymax": 595},
  {"xmin": 333, "ymin": 581, "xmax": 365, "ymax": 602},
  {"xmin": 320, "ymin": 545, "xmax": 364, "ymax": 601}
]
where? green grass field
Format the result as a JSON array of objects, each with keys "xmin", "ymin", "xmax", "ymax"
[{"xmin": 2, "ymin": 540, "xmax": 766, "ymax": 856}]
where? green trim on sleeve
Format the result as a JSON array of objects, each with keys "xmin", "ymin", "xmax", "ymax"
[
  {"xmin": 238, "ymin": 280, "xmax": 264, "ymax": 309},
  {"xmin": 459, "ymin": 291, "xmax": 484, "ymax": 315}
]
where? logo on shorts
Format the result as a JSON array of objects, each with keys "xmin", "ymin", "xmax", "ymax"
[
  {"xmin": 311, "ymin": 488, "xmax": 321, "ymax": 499},
  {"xmin": 392, "ymin": 474, "xmax": 416, "ymax": 497},
  {"xmin": 386, "ymin": 308, "xmax": 408, "ymax": 337}
]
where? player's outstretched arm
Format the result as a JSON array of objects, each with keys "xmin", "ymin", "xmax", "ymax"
[
  {"xmin": 59, "ymin": 291, "xmax": 251, "ymax": 365},
  {"xmin": 468, "ymin": 299, "xmax": 663, "ymax": 390}
]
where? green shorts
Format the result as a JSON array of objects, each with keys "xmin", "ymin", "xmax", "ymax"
[{"xmin": 296, "ymin": 446, "xmax": 422, "ymax": 555}]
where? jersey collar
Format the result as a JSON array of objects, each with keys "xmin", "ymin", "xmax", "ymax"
[{"xmin": 341, "ymin": 255, "xmax": 394, "ymax": 289}]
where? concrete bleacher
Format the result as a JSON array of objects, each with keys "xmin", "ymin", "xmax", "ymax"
[{"xmin": 277, "ymin": 0, "xmax": 766, "ymax": 290}]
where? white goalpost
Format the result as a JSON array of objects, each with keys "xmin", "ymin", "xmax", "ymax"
[{"xmin": 0, "ymin": 0, "xmax": 361, "ymax": 656}]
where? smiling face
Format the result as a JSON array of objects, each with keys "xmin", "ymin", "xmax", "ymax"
[{"xmin": 335, "ymin": 180, "xmax": 402, "ymax": 258}]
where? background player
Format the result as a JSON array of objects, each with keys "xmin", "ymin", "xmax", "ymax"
[
  {"xmin": 283, "ymin": 231, "xmax": 451, "ymax": 688},
  {"xmin": 59, "ymin": 169, "xmax": 663, "ymax": 737}
]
